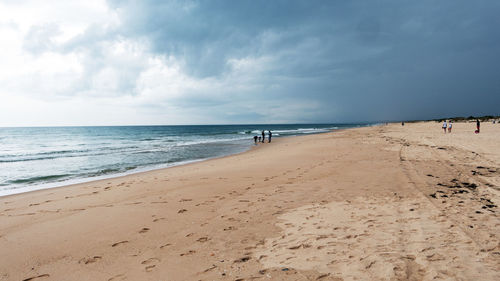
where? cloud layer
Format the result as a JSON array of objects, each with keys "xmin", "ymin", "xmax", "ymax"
[{"xmin": 1, "ymin": 0, "xmax": 499, "ymax": 126}]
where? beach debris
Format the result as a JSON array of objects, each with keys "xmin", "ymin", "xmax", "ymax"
[
  {"xmin": 461, "ymin": 182, "xmax": 477, "ymax": 190},
  {"xmin": 480, "ymin": 198, "xmax": 494, "ymax": 203},
  {"xmin": 483, "ymin": 204, "xmax": 497, "ymax": 209},
  {"xmin": 177, "ymin": 209, "xmax": 187, "ymax": 213}
]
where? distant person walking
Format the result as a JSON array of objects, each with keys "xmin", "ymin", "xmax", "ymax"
[
  {"xmin": 442, "ymin": 121, "xmax": 447, "ymax": 133},
  {"xmin": 253, "ymin": 135, "xmax": 258, "ymax": 144},
  {"xmin": 268, "ymin": 130, "xmax": 272, "ymax": 143},
  {"xmin": 401, "ymin": 121, "xmax": 404, "ymax": 126},
  {"xmin": 476, "ymin": 119, "xmax": 480, "ymax": 133},
  {"xmin": 448, "ymin": 121, "xmax": 452, "ymax": 133},
  {"xmin": 261, "ymin": 130, "xmax": 265, "ymax": 143}
]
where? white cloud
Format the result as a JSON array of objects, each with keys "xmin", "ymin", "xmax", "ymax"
[{"xmin": 0, "ymin": 0, "xmax": 347, "ymax": 126}]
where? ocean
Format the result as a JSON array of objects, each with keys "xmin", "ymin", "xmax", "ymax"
[{"xmin": 0, "ymin": 124, "xmax": 368, "ymax": 196}]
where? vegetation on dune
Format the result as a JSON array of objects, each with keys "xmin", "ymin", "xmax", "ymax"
[{"xmin": 432, "ymin": 115, "xmax": 500, "ymax": 122}]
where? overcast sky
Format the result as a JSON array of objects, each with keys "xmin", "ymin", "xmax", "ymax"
[{"xmin": 0, "ymin": 0, "xmax": 499, "ymax": 126}]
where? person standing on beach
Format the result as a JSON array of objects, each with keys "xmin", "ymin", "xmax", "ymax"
[
  {"xmin": 261, "ymin": 130, "xmax": 265, "ymax": 143},
  {"xmin": 476, "ymin": 119, "xmax": 480, "ymax": 133},
  {"xmin": 253, "ymin": 135, "xmax": 258, "ymax": 144},
  {"xmin": 442, "ymin": 121, "xmax": 447, "ymax": 133},
  {"xmin": 268, "ymin": 130, "xmax": 272, "ymax": 143},
  {"xmin": 448, "ymin": 121, "xmax": 452, "ymax": 133}
]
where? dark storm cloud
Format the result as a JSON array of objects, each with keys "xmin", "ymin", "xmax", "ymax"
[
  {"xmin": 103, "ymin": 0, "xmax": 500, "ymax": 121},
  {"xmin": 18, "ymin": 0, "xmax": 480, "ymax": 122}
]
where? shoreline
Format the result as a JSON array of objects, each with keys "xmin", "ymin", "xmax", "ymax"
[
  {"xmin": 1, "ymin": 122, "xmax": 497, "ymax": 280},
  {"xmin": 0, "ymin": 140, "xmax": 252, "ymax": 199},
  {"xmin": 0, "ymin": 126, "xmax": 367, "ymax": 199},
  {"xmin": 0, "ymin": 130, "xmax": 313, "ymax": 199},
  {"xmin": 0, "ymin": 124, "xmax": 351, "ymax": 198}
]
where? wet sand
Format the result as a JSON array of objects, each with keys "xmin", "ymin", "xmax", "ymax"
[{"xmin": 0, "ymin": 122, "xmax": 499, "ymax": 280}]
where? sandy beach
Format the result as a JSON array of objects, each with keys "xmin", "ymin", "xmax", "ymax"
[{"xmin": 0, "ymin": 122, "xmax": 499, "ymax": 281}]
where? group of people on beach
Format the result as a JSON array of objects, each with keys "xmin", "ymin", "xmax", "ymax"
[
  {"xmin": 442, "ymin": 120, "xmax": 453, "ymax": 133},
  {"xmin": 254, "ymin": 130, "xmax": 272, "ymax": 144},
  {"xmin": 441, "ymin": 119, "xmax": 482, "ymax": 133}
]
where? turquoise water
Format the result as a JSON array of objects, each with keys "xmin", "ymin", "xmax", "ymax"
[{"xmin": 0, "ymin": 124, "xmax": 368, "ymax": 196}]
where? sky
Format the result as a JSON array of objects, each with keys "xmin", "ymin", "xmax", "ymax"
[{"xmin": 0, "ymin": 0, "xmax": 499, "ymax": 126}]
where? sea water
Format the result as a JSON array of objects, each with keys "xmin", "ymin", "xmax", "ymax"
[{"xmin": 0, "ymin": 124, "xmax": 368, "ymax": 196}]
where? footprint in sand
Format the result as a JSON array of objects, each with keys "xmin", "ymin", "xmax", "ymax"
[
  {"xmin": 107, "ymin": 274, "xmax": 126, "ymax": 281},
  {"xmin": 79, "ymin": 256, "xmax": 102, "ymax": 264},
  {"xmin": 141, "ymin": 257, "xmax": 160, "ymax": 265},
  {"xmin": 139, "ymin": 228, "xmax": 150, "ymax": 234},
  {"xmin": 125, "ymin": 202, "xmax": 142, "ymax": 205},
  {"xmin": 178, "ymin": 209, "xmax": 188, "ymax": 213},
  {"xmin": 150, "ymin": 201, "xmax": 168, "ymax": 204},
  {"xmin": 159, "ymin": 243, "xmax": 171, "ymax": 249},
  {"xmin": 22, "ymin": 274, "xmax": 50, "ymax": 281},
  {"xmin": 180, "ymin": 250, "xmax": 196, "ymax": 256},
  {"xmin": 145, "ymin": 265, "xmax": 156, "ymax": 272},
  {"xmin": 111, "ymin": 241, "xmax": 129, "ymax": 247},
  {"xmin": 197, "ymin": 237, "xmax": 209, "ymax": 242},
  {"xmin": 234, "ymin": 256, "xmax": 251, "ymax": 263}
]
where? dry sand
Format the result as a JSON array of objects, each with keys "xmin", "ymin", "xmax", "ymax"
[{"xmin": 0, "ymin": 122, "xmax": 499, "ymax": 281}]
